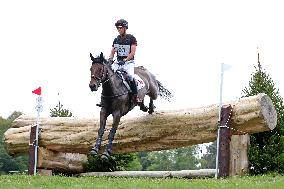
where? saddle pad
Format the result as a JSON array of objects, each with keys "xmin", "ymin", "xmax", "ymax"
[{"xmin": 134, "ymin": 74, "xmax": 145, "ymax": 90}]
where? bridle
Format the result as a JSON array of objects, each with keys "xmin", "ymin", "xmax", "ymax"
[
  {"xmin": 91, "ymin": 62, "xmax": 115, "ymax": 86},
  {"xmin": 91, "ymin": 63, "xmax": 105, "ymax": 88}
]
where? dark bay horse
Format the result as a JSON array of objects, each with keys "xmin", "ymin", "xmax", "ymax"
[{"xmin": 89, "ymin": 53, "xmax": 172, "ymax": 160}]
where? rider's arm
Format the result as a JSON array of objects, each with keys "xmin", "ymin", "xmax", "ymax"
[
  {"xmin": 123, "ymin": 44, "xmax": 136, "ymax": 62},
  {"xmin": 109, "ymin": 47, "xmax": 115, "ymax": 60}
]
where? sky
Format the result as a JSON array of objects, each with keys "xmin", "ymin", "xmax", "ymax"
[{"xmin": 1, "ymin": 0, "xmax": 284, "ymax": 119}]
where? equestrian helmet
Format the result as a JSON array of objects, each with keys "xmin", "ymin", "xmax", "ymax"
[{"xmin": 115, "ymin": 19, "xmax": 128, "ymax": 29}]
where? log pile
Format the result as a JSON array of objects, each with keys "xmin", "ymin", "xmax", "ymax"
[{"xmin": 3, "ymin": 93, "xmax": 277, "ymax": 173}]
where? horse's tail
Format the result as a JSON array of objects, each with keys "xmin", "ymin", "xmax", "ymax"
[{"xmin": 156, "ymin": 80, "xmax": 173, "ymax": 101}]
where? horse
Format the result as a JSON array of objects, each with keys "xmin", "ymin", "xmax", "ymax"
[{"xmin": 88, "ymin": 52, "xmax": 172, "ymax": 160}]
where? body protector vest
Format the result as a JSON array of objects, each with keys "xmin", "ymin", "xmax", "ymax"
[{"xmin": 113, "ymin": 34, "xmax": 137, "ymax": 61}]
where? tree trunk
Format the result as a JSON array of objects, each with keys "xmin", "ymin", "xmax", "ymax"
[{"xmin": 4, "ymin": 93, "xmax": 276, "ymax": 156}]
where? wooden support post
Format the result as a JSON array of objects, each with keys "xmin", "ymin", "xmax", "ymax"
[
  {"xmin": 28, "ymin": 125, "xmax": 37, "ymax": 175},
  {"xmin": 230, "ymin": 134, "xmax": 250, "ymax": 176},
  {"xmin": 218, "ymin": 105, "xmax": 232, "ymax": 178}
]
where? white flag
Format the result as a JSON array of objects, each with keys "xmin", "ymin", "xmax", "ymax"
[{"xmin": 221, "ymin": 63, "xmax": 232, "ymax": 72}]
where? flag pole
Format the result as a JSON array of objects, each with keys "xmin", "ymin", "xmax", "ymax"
[
  {"xmin": 29, "ymin": 87, "xmax": 43, "ymax": 176},
  {"xmin": 34, "ymin": 104, "xmax": 39, "ymax": 175},
  {"xmin": 215, "ymin": 63, "xmax": 224, "ymax": 178}
]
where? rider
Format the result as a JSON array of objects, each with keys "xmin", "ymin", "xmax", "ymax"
[{"xmin": 108, "ymin": 19, "xmax": 141, "ymax": 104}]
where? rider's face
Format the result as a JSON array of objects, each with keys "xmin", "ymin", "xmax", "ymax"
[{"xmin": 117, "ymin": 26, "xmax": 126, "ymax": 35}]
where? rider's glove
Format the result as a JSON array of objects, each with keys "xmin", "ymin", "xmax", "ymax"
[{"xmin": 117, "ymin": 60, "xmax": 125, "ymax": 66}]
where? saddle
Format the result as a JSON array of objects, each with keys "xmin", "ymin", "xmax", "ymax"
[{"xmin": 115, "ymin": 70, "xmax": 145, "ymax": 92}]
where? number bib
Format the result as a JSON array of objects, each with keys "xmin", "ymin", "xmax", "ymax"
[{"xmin": 114, "ymin": 44, "xmax": 130, "ymax": 57}]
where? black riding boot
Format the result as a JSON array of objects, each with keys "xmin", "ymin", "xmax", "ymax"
[
  {"xmin": 129, "ymin": 78, "xmax": 140, "ymax": 105},
  {"xmin": 130, "ymin": 78, "xmax": 138, "ymax": 95}
]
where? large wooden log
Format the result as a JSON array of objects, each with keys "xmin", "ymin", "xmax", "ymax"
[
  {"xmin": 3, "ymin": 93, "xmax": 276, "ymax": 156},
  {"xmin": 37, "ymin": 147, "xmax": 87, "ymax": 173}
]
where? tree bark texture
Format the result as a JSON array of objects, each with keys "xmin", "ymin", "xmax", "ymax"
[
  {"xmin": 229, "ymin": 134, "xmax": 250, "ymax": 176},
  {"xmin": 37, "ymin": 147, "xmax": 87, "ymax": 173}
]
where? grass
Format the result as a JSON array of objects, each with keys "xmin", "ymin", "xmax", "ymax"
[{"xmin": 0, "ymin": 174, "xmax": 283, "ymax": 189}]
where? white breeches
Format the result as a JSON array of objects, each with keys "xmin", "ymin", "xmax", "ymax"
[{"xmin": 111, "ymin": 60, "xmax": 135, "ymax": 80}]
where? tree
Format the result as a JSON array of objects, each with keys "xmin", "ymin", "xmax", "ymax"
[
  {"xmin": 199, "ymin": 141, "xmax": 217, "ymax": 169},
  {"xmin": 242, "ymin": 53, "xmax": 284, "ymax": 174},
  {"xmin": 137, "ymin": 152, "xmax": 153, "ymax": 171},
  {"xmin": 50, "ymin": 101, "xmax": 72, "ymax": 117},
  {"xmin": 7, "ymin": 111, "xmax": 23, "ymax": 121},
  {"xmin": 138, "ymin": 146, "xmax": 199, "ymax": 171},
  {"xmin": 0, "ymin": 116, "xmax": 28, "ymax": 174}
]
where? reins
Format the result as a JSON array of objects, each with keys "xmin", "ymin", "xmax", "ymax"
[{"xmin": 100, "ymin": 65, "xmax": 129, "ymax": 99}]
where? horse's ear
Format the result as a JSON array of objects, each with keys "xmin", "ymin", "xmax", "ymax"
[
  {"xmin": 100, "ymin": 52, "xmax": 104, "ymax": 61},
  {"xmin": 90, "ymin": 53, "xmax": 95, "ymax": 62}
]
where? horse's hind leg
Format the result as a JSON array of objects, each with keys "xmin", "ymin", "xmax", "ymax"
[
  {"xmin": 139, "ymin": 99, "xmax": 148, "ymax": 112},
  {"xmin": 148, "ymin": 98, "xmax": 156, "ymax": 114},
  {"xmin": 90, "ymin": 109, "xmax": 108, "ymax": 155}
]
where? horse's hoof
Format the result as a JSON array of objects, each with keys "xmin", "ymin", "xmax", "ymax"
[
  {"xmin": 101, "ymin": 153, "xmax": 110, "ymax": 161},
  {"xmin": 101, "ymin": 151, "xmax": 110, "ymax": 161},
  {"xmin": 148, "ymin": 105, "xmax": 156, "ymax": 114},
  {"xmin": 140, "ymin": 105, "xmax": 148, "ymax": 112},
  {"xmin": 89, "ymin": 148, "xmax": 99, "ymax": 156}
]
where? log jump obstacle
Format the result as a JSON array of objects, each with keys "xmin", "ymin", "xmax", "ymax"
[{"xmin": 3, "ymin": 93, "xmax": 277, "ymax": 177}]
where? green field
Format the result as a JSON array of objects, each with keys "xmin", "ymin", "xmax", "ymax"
[{"xmin": 0, "ymin": 174, "xmax": 283, "ymax": 189}]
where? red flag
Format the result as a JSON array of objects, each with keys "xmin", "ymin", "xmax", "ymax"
[{"xmin": 32, "ymin": 87, "xmax": 41, "ymax": 95}]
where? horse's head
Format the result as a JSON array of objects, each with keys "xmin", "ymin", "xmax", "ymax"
[{"xmin": 89, "ymin": 52, "xmax": 108, "ymax": 91}]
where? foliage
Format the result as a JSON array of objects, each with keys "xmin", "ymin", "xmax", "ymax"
[
  {"xmin": 7, "ymin": 111, "xmax": 23, "ymax": 121},
  {"xmin": 0, "ymin": 116, "xmax": 28, "ymax": 174},
  {"xmin": 1, "ymin": 174, "xmax": 284, "ymax": 189},
  {"xmin": 124, "ymin": 154, "xmax": 143, "ymax": 171},
  {"xmin": 137, "ymin": 152, "xmax": 152, "ymax": 171},
  {"xmin": 199, "ymin": 141, "xmax": 217, "ymax": 169},
  {"xmin": 136, "ymin": 146, "xmax": 199, "ymax": 171},
  {"xmin": 86, "ymin": 146, "xmax": 200, "ymax": 172},
  {"xmin": 50, "ymin": 101, "xmax": 72, "ymax": 117},
  {"xmin": 86, "ymin": 153, "xmax": 136, "ymax": 172},
  {"xmin": 242, "ymin": 59, "xmax": 284, "ymax": 174}
]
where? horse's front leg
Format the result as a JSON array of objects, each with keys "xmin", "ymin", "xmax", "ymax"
[
  {"xmin": 101, "ymin": 111, "xmax": 121, "ymax": 160},
  {"xmin": 90, "ymin": 108, "xmax": 109, "ymax": 155}
]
